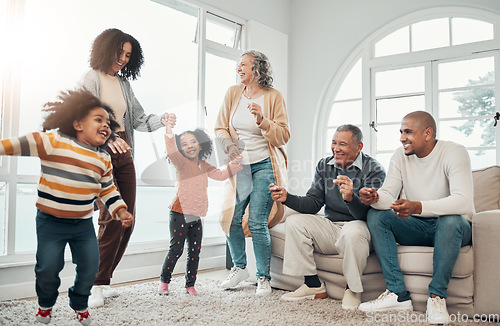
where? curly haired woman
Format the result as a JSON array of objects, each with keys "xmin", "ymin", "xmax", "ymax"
[{"xmin": 80, "ymin": 28, "xmax": 175, "ymax": 307}]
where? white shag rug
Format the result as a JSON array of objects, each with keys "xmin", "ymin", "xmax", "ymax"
[{"xmin": 0, "ymin": 278, "xmax": 497, "ymax": 325}]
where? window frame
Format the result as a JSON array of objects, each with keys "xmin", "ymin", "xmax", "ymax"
[
  {"xmin": 316, "ymin": 7, "xmax": 500, "ymax": 168},
  {"xmin": 0, "ymin": 0, "xmax": 246, "ymax": 259}
]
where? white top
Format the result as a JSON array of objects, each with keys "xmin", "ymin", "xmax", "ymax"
[
  {"xmin": 372, "ymin": 140, "xmax": 474, "ymax": 219},
  {"xmin": 97, "ymin": 70, "xmax": 127, "ymax": 131},
  {"xmin": 231, "ymin": 94, "xmax": 269, "ymax": 164}
]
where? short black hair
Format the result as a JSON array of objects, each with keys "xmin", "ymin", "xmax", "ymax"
[
  {"xmin": 42, "ymin": 89, "xmax": 119, "ymax": 144},
  {"xmin": 403, "ymin": 110, "xmax": 437, "ymax": 139},
  {"xmin": 89, "ymin": 28, "xmax": 144, "ymax": 80},
  {"xmin": 174, "ymin": 128, "xmax": 213, "ymax": 160}
]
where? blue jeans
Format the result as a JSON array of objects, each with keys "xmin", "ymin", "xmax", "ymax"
[
  {"xmin": 227, "ymin": 157, "xmax": 275, "ymax": 280},
  {"xmin": 367, "ymin": 209, "xmax": 472, "ymax": 298},
  {"xmin": 35, "ymin": 210, "xmax": 99, "ymax": 310}
]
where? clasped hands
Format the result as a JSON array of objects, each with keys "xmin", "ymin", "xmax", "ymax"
[
  {"xmin": 224, "ymin": 144, "xmax": 244, "ymax": 169},
  {"xmin": 108, "ymin": 112, "xmax": 176, "ymax": 154},
  {"xmin": 359, "ymin": 188, "xmax": 422, "ymax": 219},
  {"xmin": 161, "ymin": 113, "xmax": 177, "ymax": 133},
  {"xmin": 228, "ymin": 154, "xmax": 243, "ymax": 171},
  {"xmin": 269, "ymin": 175, "xmax": 355, "ymax": 203},
  {"xmin": 116, "ymin": 207, "xmax": 134, "ymax": 228}
]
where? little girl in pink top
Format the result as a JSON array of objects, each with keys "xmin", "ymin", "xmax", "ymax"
[{"xmin": 159, "ymin": 115, "xmax": 242, "ymax": 295}]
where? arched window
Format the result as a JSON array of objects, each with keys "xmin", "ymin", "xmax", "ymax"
[{"xmin": 319, "ymin": 7, "xmax": 500, "ymax": 170}]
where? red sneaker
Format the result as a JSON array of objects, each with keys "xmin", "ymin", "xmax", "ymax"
[
  {"xmin": 186, "ymin": 286, "xmax": 198, "ymax": 295},
  {"xmin": 35, "ymin": 307, "xmax": 52, "ymax": 324},
  {"xmin": 158, "ymin": 282, "xmax": 169, "ymax": 295},
  {"xmin": 75, "ymin": 309, "xmax": 92, "ymax": 325}
]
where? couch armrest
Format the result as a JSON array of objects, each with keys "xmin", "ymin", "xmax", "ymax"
[{"xmin": 472, "ymin": 209, "xmax": 500, "ymax": 315}]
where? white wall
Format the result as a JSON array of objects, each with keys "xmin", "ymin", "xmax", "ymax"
[
  {"xmin": 287, "ymin": 0, "xmax": 500, "ymax": 193},
  {"xmin": 246, "ymin": 20, "xmax": 288, "ymax": 103}
]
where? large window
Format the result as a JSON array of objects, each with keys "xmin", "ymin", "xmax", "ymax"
[
  {"xmin": 0, "ymin": 0, "xmax": 242, "ymax": 256},
  {"xmin": 321, "ymin": 9, "xmax": 500, "ymax": 171},
  {"xmin": 0, "ymin": 183, "xmax": 4, "ymax": 255}
]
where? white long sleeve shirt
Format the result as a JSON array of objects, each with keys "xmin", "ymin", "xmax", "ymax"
[{"xmin": 372, "ymin": 140, "xmax": 474, "ymax": 220}]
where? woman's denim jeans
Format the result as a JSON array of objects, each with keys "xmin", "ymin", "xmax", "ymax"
[
  {"xmin": 35, "ymin": 209, "xmax": 99, "ymax": 310},
  {"xmin": 367, "ymin": 209, "xmax": 472, "ymax": 298},
  {"xmin": 226, "ymin": 157, "xmax": 275, "ymax": 280}
]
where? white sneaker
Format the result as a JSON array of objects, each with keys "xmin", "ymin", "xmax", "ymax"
[
  {"xmin": 220, "ymin": 266, "xmax": 249, "ymax": 289},
  {"xmin": 358, "ymin": 289, "xmax": 413, "ymax": 312},
  {"xmin": 35, "ymin": 306, "xmax": 52, "ymax": 324},
  {"xmin": 427, "ymin": 296, "xmax": 449, "ymax": 324},
  {"xmin": 88, "ymin": 285, "xmax": 104, "ymax": 308},
  {"xmin": 102, "ymin": 285, "xmax": 119, "ymax": 298},
  {"xmin": 75, "ymin": 309, "xmax": 92, "ymax": 326},
  {"xmin": 255, "ymin": 277, "xmax": 272, "ymax": 296}
]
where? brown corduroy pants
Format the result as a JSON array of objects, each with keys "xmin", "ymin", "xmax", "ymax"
[{"xmin": 94, "ymin": 132, "xmax": 136, "ymax": 286}]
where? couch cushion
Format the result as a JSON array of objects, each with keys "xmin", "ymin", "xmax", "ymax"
[
  {"xmin": 472, "ymin": 166, "xmax": 500, "ymax": 212},
  {"xmin": 270, "ymin": 222, "xmax": 286, "ymax": 258},
  {"xmin": 270, "ymin": 222, "xmax": 473, "ymax": 278},
  {"xmin": 315, "ymin": 251, "xmax": 382, "ymax": 275},
  {"xmin": 396, "ymin": 245, "xmax": 473, "ymax": 278}
]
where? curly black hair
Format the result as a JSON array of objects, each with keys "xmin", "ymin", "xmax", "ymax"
[
  {"xmin": 174, "ymin": 128, "xmax": 213, "ymax": 161},
  {"xmin": 42, "ymin": 88, "xmax": 119, "ymax": 145},
  {"xmin": 89, "ymin": 28, "xmax": 144, "ymax": 80}
]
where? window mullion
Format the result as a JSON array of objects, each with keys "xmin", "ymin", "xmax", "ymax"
[
  {"xmin": 448, "ymin": 17, "xmax": 453, "ymax": 46},
  {"xmin": 427, "ymin": 61, "xmax": 436, "ymax": 117},
  {"xmin": 197, "ymin": 8, "xmax": 207, "ymax": 128},
  {"xmin": 496, "ymin": 52, "xmax": 500, "ymax": 165}
]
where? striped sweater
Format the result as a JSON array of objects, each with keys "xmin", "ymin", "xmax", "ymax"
[{"xmin": 0, "ymin": 131, "xmax": 127, "ymax": 219}]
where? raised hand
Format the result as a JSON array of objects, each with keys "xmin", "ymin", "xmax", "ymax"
[
  {"xmin": 247, "ymin": 102, "xmax": 263, "ymax": 124},
  {"xmin": 162, "ymin": 113, "xmax": 176, "ymax": 134},
  {"xmin": 333, "ymin": 175, "xmax": 354, "ymax": 202}
]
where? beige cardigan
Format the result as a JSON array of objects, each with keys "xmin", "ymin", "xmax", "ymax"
[{"xmin": 214, "ymin": 84, "xmax": 290, "ymax": 236}]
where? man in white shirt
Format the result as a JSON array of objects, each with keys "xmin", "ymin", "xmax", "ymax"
[{"xmin": 358, "ymin": 111, "xmax": 473, "ymax": 325}]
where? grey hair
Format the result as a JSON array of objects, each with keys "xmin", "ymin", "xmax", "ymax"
[
  {"xmin": 336, "ymin": 124, "xmax": 363, "ymax": 144},
  {"xmin": 242, "ymin": 50, "xmax": 273, "ymax": 89}
]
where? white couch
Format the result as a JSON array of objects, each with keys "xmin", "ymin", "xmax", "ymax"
[{"xmin": 269, "ymin": 166, "xmax": 500, "ymax": 317}]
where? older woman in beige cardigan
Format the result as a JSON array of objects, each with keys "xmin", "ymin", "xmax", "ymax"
[{"xmin": 215, "ymin": 50, "xmax": 290, "ymax": 296}]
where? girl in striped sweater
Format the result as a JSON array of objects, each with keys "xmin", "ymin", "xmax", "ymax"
[{"xmin": 0, "ymin": 89, "xmax": 133, "ymax": 325}]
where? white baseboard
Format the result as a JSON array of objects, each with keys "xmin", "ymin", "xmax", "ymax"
[{"xmin": 0, "ymin": 243, "xmax": 225, "ymax": 301}]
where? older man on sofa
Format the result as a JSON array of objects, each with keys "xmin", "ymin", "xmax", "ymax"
[{"xmin": 269, "ymin": 124, "xmax": 385, "ymax": 310}]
